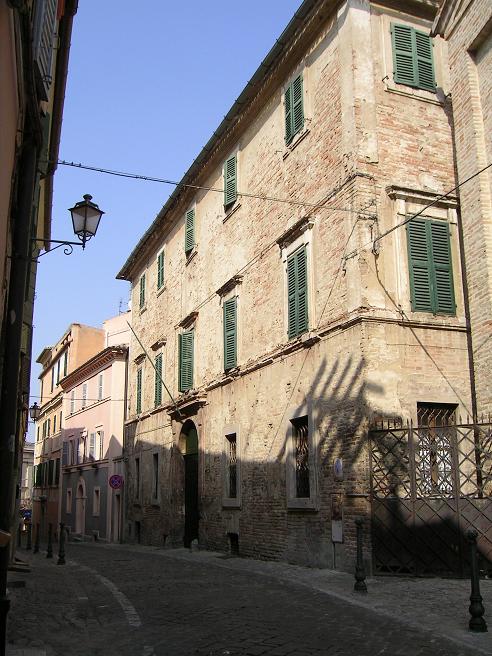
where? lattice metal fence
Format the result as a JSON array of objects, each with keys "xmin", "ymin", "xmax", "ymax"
[{"xmin": 370, "ymin": 417, "xmax": 492, "ymax": 577}]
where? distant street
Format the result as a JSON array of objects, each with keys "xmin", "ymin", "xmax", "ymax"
[{"xmin": 6, "ymin": 542, "xmax": 489, "ymax": 656}]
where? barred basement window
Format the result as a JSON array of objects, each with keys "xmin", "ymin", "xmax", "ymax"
[
  {"xmin": 292, "ymin": 416, "xmax": 310, "ymax": 498},
  {"xmin": 226, "ymin": 433, "xmax": 237, "ymax": 499},
  {"xmin": 153, "ymin": 453, "xmax": 159, "ymax": 500},
  {"xmin": 416, "ymin": 403, "xmax": 457, "ymax": 496}
]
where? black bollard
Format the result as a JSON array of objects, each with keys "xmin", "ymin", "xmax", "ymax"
[
  {"xmin": 57, "ymin": 522, "xmax": 66, "ymax": 565},
  {"xmin": 33, "ymin": 523, "xmax": 40, "ymax": 554},
  {"xmin": 26, "ymin": 523, "xmax": 32, "ymax": 551},
  {"xmin": 467, "ymin": 529, "xmax": 487, "ymax": 632},
  {"xmin": 46, "ymin": 523, "xmax": 53, "ymax": 559},
  {"xmin": 354, "ymin": 518, "xmax": 367, "ymax": 593}
]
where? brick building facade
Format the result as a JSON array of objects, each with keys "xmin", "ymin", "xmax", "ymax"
[{"xmin": 117, "ymin": 0, "xmax": 475, "ymax": 571}]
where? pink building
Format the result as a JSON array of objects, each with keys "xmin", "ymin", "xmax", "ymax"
[{"xmin": 60, "ymin": 314, "xmax": 129, "ymax": 542}]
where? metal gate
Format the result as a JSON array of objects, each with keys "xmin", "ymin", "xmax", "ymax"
[{"xmin": 370, "ymin": 417, "xmax": 492, "ymax": 577}]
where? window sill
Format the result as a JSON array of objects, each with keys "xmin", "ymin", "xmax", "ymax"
[
  {"xmin": 157, "ymin": 285, "xmax": 167, "ymax": 297},
  {"xmin": 283, "ymin": 127, "xmax": 310, "ymax": 160},
  {"xmin": 223, "ymin": 202, "xmax": 241, "ymax": 224},
  {"xmin": 185, "ymin": 247, "xmax": 198, "ymax": 265},
  {"xmin": 383, "ymin": 81, "xmax": 442, "ymax": 106},
  {"xmin": 139, "ymin": 305, "xmax": 147, "ymax": 315},
  {"xmin": 287, "ymin": 498, "xmax": 318, "ymax": 511},
  {"xmin": 222, "ymin": 498, "xmax": 241, "ymax": 509}
]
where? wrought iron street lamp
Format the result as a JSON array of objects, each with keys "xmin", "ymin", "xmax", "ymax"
[
  {"xmin": 33, "ymin": 194, "xmax": 104, "ymax": 256},
  {"xmin": 29, "ymin": 402, "xmax": 41, "ymax": 421}
]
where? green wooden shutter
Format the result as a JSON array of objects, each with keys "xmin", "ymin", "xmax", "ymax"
[
  {"xmin": 154, "ymin": 354, "xmax": 162, "ymax": 407},
  {"xmin": 136, "ymin": 368, "xmax": 142, "ymax": 414},
  {"xmin": 287, "ymin": 246, "xmax": 308, "ymax": 338},
  {"xmin": 415, "ymin": 30, "xmax": 436, "ymax": 91},
  {"xmin": 285, "ymin": 75, "xmax": 304, "ymax": 144},
  {"xmin": 185, "ymin": 209, "xmax": 195, "ymax": 254},
  {"xmin": 392, "ymin": 24, "xmax": 416, "ymax": 87},
  {"xmin": 429, "ymin": 221, "xmax": 455, "ymax": 314},
  {"xmin": 407, "ymin": 219, "xmax": 433, "ymax": 312},
  {"xmin": 223, "ymin": 156, "xmax": 237, "ymax": 208},
  {"xmin": 284, "ymin": 84, "xmax": 293, "ymax": 144},
  {"xmin": 179, "ymin": 331, "xmax": 194, "ymax": 392},
  {"xmin": 139, "ymin": 274, "xmax": 146, "ymax": 308},
  {"xmin": 157, "ymin": 251, "xmax": 164, "ymax": 289},
  {"xmin": 223, "ymin": 297, "xmax": 237, "ymax": 371}
]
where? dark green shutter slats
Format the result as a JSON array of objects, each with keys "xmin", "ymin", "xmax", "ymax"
[
  {"xmin": 407, "ymin": 219, "xmax": 455, "ymax": 315},
  {"xmin": 284, "ymin": 74, "xmax": 304, "ymax": 144},
  {"xmin": 136, "ymin": 368, "xmax": 142, "ymax": 414},
  {"xmin": 223, "ymin": 298, "xmax": 237, "ymax": 371},
  {"xmin": 223, "ymin": 156, "xmax": 237, "ymax": 208},
  {"xmin": 157, "ymin": 252, "xmax": 164, "ymax": 288},
  {"xmin": 430, "ymin": 222, "xmax": 455, "ymax": 313},
  {"xmin": 179, "ymin": 331, "xmax": 194, "ymax": 392},
  {"xmin": 391, "ymin": 24, "xmax": 435, "ymax": 91},
  {"xmin": 185, "ymin": 209, "xmax": 195, "ymax": 254},
  {"xmin": 287, "ymin": 246, "xmax": 308, "ymax": 338},
  {"xmin": 139, "ymin": 274, "xmax": 146, "ymax": 308},
  {"xmin": 154, "ymin": 354, "xmax": 162, "ymax": 407}
]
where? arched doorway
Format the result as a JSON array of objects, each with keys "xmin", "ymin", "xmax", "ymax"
[
  {"xmin": 180, "ymin": 421, "xmax": 199, "ymax": 547},
  {"xmin": 75, "ymin": 480, "xmax": 86, "ymax": 536}
]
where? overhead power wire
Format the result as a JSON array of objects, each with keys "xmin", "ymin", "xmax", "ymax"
[
  {"xmin": 57, "ymin": 159, "xmax": 375, "ymax": 216},
  {"xmin": 344, "ymin": 161, "xmax": 492, "ymax": 261}
]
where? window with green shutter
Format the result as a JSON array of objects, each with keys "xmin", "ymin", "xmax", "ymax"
[
  {"xmin": 223, "ymin": 297, "xmax": 237, "ymax": 371},
  {"xmin": 139, "ymin": 274, "xmax": 146, "ymax": 309},
  {"xmin": 285, "ymin": 74, "xmax": 304, "ymax": 144},
  {"xmin": 157, "ymin": 251, "xmax": 165, "ymax": 289},
  {"xmin": 391, "ymin": 24, "xmax": 436, "ymax": 91},
  {"xmin": 185, "ymin": 209, "xmax": 195, "ymax": 254},
  {"xmin": 136, "ymin": 367, "xmax": 142, "ymax": 414},
  {"xmin": 154, "ymin": 354, "xmax": 162, "ymax": 407},
  {"xmin": 287, "ymin": 246, "xmax": 309, "ymax": 338},
  {"xmin": 407, "ymin": 218, "xmax": 455, "ymax": 315},
  {"xmin": 179, "ymin": 331, "xmax": 194, "ymax": 392},
  {"xmin": 223, "ymin": 155, "xmax": 237, "ymax": 209}
]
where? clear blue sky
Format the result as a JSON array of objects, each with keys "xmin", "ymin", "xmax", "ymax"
[{"xmin": 30, "ymin": 1, "xmax": 302, "ymax": 414}]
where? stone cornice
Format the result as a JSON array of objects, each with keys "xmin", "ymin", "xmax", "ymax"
[
  {"xmin": 276, "ymin": 216, "xmax": 315, "ymax": 250},
  {"xmin": 216, "ymin": 275, "xmax": 243, "ymax": 298},
  {"xmin": 386, "ymin": 185, "xmax": 459, "ymax": 209}
]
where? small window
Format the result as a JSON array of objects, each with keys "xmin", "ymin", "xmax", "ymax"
[
  {"xmin": 98, "ymin": 374, "xmax": 103, "ymax": 401},
  {"xmin": 407, "ymin": 219, "xmax": 455, "ymax": 315},
  {"xmin": 391, "ymin": 24, "xmax": 435, "ymax": 92},
  {"xmin": 97, "ymin": 430, "xmax": 104, "ymax": 459},
  {"xmin": 416, "ymin": 403, "xmax": 457, "ymax": 495},
  {"xmin": 223, "ymin": 297, "xmax": 237, "ymax": 371},
  {"xmin": 225, "ymin": 433, "xmax": 237, "ymax": 499},
  {"xmin": 223, "ymin": 155, "xmax": 237, "ymax": 209},
  {"xmin": 135, "ymin": 457, "xmax": 140, "ymax": 500},
  {"xmin": 287, "ymin": 246, "xmax": 309, "ymax": 338},
  {"xmin": 178, "ymin": 331, "xmax": 194, "ymax": 392},
  {"xmin": 66, "ymin": 488, "xmax": 72, "ymax": 513},
  {"xmin": 37, "ymin": 427, "xmax": 40, "ymax": 442},
  {"xmin": 157, "ymin": 251, "xmax": 165, "ymax": 289},
  {"xmin": 63, "ymin": 350, "xmax": 68, "ymax": 377},
  {"xmin": 82, "ymin": 384, "xmax": 87, "ymax": 408},
  {"xmin": 285, "ymin": 73, "xmax": 304, "ymax": 144},
  {"xmin": 56, "ymin": 359, "xmax": 61, "ymax": 385},
  {"xmin": 292, "ymin": 416, "xmax": 309, "ymax": 498},
  {"xmin": 89, "ymin": 432, "xmax": 96, "ymax": 460},
  {"xmin": 139, "ymin": 274, "xmax": 146, "ymax": 309},
  {"xmin": 185, "ymin": 209, "xmax": 195, "ymax": 255},
  {"xmin": 153, "ymin": 453, "xmax": 159, "ymax": 500},
  {"xmin": 93, "ymin": 488, "xmax": 100, "ymax": 516},
  {"xmin": 47, "ymin": 418, "xmax": 51, "ymax": 437},
  {"xmin": 154, "ymin": 353, "xmax": 163, "ymax": 407},
  {"xmin": 53, "ymin": 415, "xmax": 57, "ymax": 434},
  {"xmin": 62, "ymin": 441, "xmax": 69, "ymax": 465},
  {"xmin": 51, "ymin": 366, "xmax": 55, "ymax": 392},
  {"xmin": 70, "ymin": 390, "xmax": 75, "ymax": 414},
  {"xmin": 136, "ymin": 367, "xmax": 143, "ymax": 414}
]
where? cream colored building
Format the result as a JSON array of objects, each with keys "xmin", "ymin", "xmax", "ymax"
[
  {"xmin": 118, "ymin": 0, "xmax": 481, "ymax": 572},
  {"xmin": 33, "ymin": 324, "xmax": 105, "ymax": 539}
]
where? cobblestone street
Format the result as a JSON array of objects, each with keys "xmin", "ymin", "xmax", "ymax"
[{"xmin": 6, "ymin": 543, "xmax": 491, "ymax": 656}]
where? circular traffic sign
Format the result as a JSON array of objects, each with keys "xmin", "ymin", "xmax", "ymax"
[{"xmin": 109, "ymin": 474, "xmax": 123, "ymax": 489}]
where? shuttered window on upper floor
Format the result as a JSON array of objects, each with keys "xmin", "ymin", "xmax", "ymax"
[
  {"xmin": 33, "ymin": 0, "xmax": 58, "ymax": 100},
  {"xmin": 136, "ymin": 367, "xmax": 142, "ymax": 414},
  {"xmin": 154, "ymin": 353, "xmax": 163, "ymax": 407},
  {"xmin": 223, "ymin": 297, "xmax": 237, "ymax": 371},
  {"xmin": 406, "ymin": 218, "xmax": 455, "ymax": 315},
  {"xmin": 179, "ymin": 331, "xmax": 194, "ymax": 392},
  {"xmin": 223, "ymin": 156, "xmax": 237, "ymax": 209},
  {"xmin": 185, "ymin": 209, "xmax": 195, "ymax": 255},
  {"xmin": 287, "ymin": 246, "xmax": 309, "ymax": 338},
  {"xmin": 157, "ymin": 251, "xmax": 165, "ymax": 289},
  {"xmin": 139, "ymin": 274, "xmax": 146, "ymax": 309},
  {"xmin": 285, "ymin": 74, "xmax": 304, "ymax": 144},
  {"xmin": 391, "ymin": 24, "xmax": 436, "ymax": 92}
]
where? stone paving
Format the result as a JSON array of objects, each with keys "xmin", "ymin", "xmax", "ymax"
[{"xmin": 5, "ymin": 542, "xmax": 492, "ymax": 656}]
